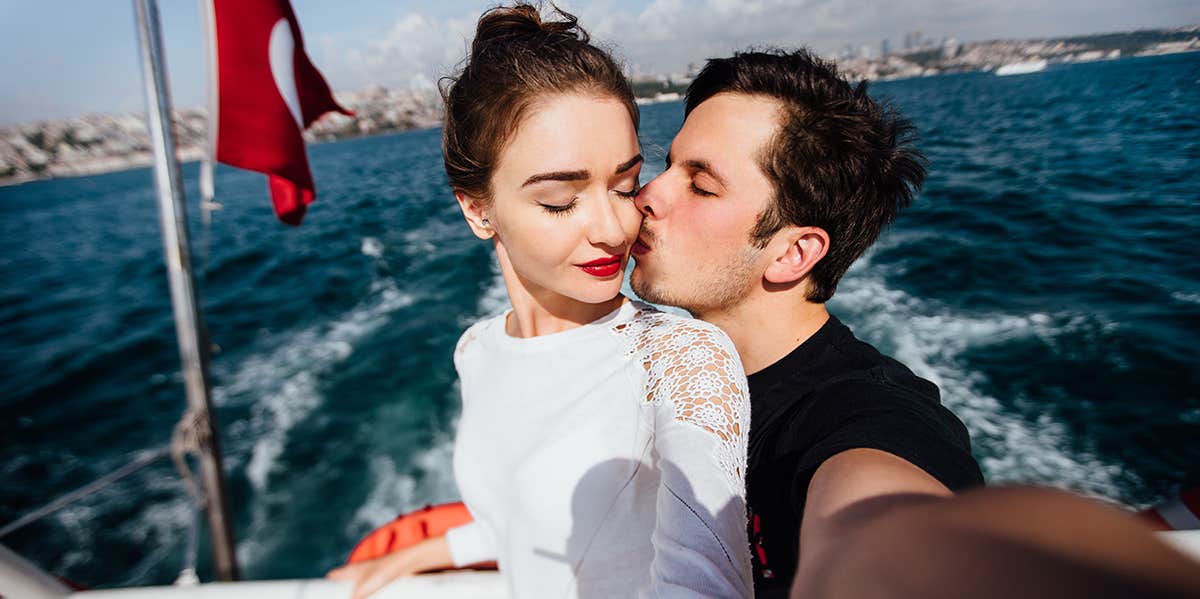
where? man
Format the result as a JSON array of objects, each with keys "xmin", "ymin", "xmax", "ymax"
[{"xmin": 629, "ymin": 49, "xmax": 985, "ymax": 596}]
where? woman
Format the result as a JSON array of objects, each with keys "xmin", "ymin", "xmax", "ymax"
[{"xmin": 329, "ymin": 5, "xmax": 752, "ymax": 598}]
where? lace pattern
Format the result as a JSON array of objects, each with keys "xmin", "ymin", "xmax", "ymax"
[
  {"xmin": 613, "ymin": 306, "xmax": 750, "ymax": 493},
  {"xmin": 454, "ymin": 321, "xmax": 483, "ymax": 360}
]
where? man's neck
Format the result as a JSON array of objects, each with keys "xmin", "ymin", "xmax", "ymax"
[{"xmin": 699, "ymin": 294, "xmax": 830, "ymax": 376}]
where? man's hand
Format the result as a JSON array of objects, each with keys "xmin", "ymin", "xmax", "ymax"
[{"xmin": 326, "ymin": 535, "xmax": 452, "ymax": 599}]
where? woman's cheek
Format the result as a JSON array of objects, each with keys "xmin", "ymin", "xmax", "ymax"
[{"xmin": 618, "ymin": 200, "xmax": 644, "ymax": 243}]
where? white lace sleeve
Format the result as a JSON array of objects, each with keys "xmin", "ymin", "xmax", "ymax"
[{"xmin": 615, "ymin": 309, "xmax": 753, "ymax": 598}]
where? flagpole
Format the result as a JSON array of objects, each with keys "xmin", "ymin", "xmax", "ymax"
[
  {"xmin": 199, "ymin": 0, "xmax": 220, "ymax": 229},
  {"xmin": 132, "ymin": 0, "xmax": 239, "ymax": 582}
]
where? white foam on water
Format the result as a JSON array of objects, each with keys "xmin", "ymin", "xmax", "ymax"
[
  {"xmin": 1172, "ymin": 291, "xmax": 1200, "ymax": 305},
  {"xmin": 203, "ymin": 239, "xmax": 417, "ymax": 569},
  {"xmin": 48, "ymin": 451, "xmax": 193, "ymax": 585},
  {"xmin": 468, "ymin": 258, "xmax": 511, "ymax": 323},
  {"xmin": 349, "ymin": 260, "xmax": 508, "ymax": 535},
  {"xmin": 360, "ymin": 236, "xmax": 385, "ymax": 259},
  {"xmin": 213, "ymin": 279, "xmax": 414, "ymax": 490},
  {"xmin": 831, "ymin": 257, "xmax": 1129, "ymax": 500},
  {"xmin": 350, "ymin": 425, "xmax": 460, "ymax": 532}
]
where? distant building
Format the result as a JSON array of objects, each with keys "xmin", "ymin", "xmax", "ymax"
[
  {"xmin": 942, "ymin": 37, "xmax": 961, "ymax": 58},
  {"xmin": 905, "ymin": 30, "xmax": 924, "ymax": 51},
  {"xmin": 881, "ymin": 38, "xmax": 892, "ymax": 57}
]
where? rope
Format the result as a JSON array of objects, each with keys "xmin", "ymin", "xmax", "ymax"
[
  {"xmin": 170, "ymin": 407, "xmax": 213, "ymax": 584},
  {"xmin": 169, "ymin": 407, "xmax": 212, "ymax": 512},
  {"xmin": 0, "ymin": 446, "xmax": 169, "ymax": 539}
]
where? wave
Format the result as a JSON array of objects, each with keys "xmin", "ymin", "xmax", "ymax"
[
  {"xmin": 831, "ymin": 255, "xmax": 1129, "ymax": 500},
  {"xmin": 210, "ymin": 238, "xmax": 414, "ymax": 568},
  {"xmin": 1172, "ymin": 291, "xmax": 1200, "ymax": 305},
  {"xmin": 349, "ymin": 406, "xmax": 461, "ymax": 533},
  {"xmin": 475, "ymin": 258, "xmax": 510, "ymax": 320},
  {"xmin": 350, "ymin": 256, "xmax": 509, "ymax": 533},
  {"xmin": 48, "ymin": 449, "xmax": 193, "ymax": 586}
]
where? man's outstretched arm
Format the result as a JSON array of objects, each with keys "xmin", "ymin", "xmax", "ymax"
[
  {"xmin": 795, "ymin": 447, "xmax": 953, "ymax": 579},
  {"xmin": 791, "ymin": 485, "xmax": 1200, "ymax": 599}
]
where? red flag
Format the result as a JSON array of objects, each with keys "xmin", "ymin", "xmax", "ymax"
[{"xmin": 206, "ymin": 0, "xmax": 350, "ymax": 225}]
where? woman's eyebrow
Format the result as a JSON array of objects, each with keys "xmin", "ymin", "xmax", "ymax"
[
  {"xmin": 521, "ymin": 154, "xmax": 643, "ymax": 187},
  {"xmin": 522, "ymin": 169, "xmax": 589, "ymax": 187},
  {"xmin": 615, "ymin": 154, "xmax": 644, "ymax": 174}
]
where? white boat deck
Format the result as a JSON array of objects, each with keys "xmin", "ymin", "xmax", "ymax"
[
  {"xmin": 4, "ymin": 531, "xmax": 1199, "ymax": 598},
  {"xmin": 71, "ymin": 572, "xmax": 507, "ymax": 599}
]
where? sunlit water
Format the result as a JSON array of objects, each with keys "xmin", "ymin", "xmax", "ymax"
[{"xmin": 2, "ymin": 52, "xmax": 1197, "ymax": 586}]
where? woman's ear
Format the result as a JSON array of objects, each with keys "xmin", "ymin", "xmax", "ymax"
[
  {"xmin": 763, "ymin": 226, "xmax": 829, "ymax": 286},
  {"xmin": 455, "ymin": 190, "xmax": 494, "ymax": 240}
]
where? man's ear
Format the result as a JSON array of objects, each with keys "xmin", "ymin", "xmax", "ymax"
[
  {"xmin": 763, "ymin": 226, "xmax": 829, "ymax": 285},
  {"xmin": 455, "ymin": 190, "xmax": 494, "ymax": 240}
]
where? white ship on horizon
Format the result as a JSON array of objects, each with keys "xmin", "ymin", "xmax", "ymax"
[{"xmin": 995, "ymin": 59, "xmax": 1049, "ymax": 76}]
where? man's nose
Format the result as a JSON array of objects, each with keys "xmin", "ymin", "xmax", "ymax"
[{"xmin": 635, "ymin": 176, "xmax": 662, "ymax": 219}]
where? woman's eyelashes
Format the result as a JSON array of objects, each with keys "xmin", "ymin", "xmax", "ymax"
[
  {"xmin": 540, "ymin": 185, "xmax": 639, "ymax": 215},
  {"xmin": 540, "ymin": 197, "xmax": 578, "ymax": 215}
]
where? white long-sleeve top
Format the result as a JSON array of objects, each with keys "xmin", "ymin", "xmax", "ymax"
[{"xmin": 446, "ymin": 300, "xmax": 753, "ymax": 598}]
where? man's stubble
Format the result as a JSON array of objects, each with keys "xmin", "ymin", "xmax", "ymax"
[{"xmin": 630, "ymin": 241, "xmax": 763, "ymax": 317}]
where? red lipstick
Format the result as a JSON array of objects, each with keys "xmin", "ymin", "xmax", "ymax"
[{"xmin": 576, "ymin": 255, "xmax": 622, "ymax": 278}]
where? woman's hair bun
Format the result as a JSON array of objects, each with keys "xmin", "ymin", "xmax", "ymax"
[
  {"xmin": 441, "ymin": 1, "xmax": 636, "ymax": 200},
  {"xmin": 471, "ymin": 3, "xmax": 589, "ymax": 59}
]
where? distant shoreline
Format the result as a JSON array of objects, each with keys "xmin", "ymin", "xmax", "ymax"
[{"xmin": 3, "ymin": 36, "xmax": 1197, "ymax": 189}]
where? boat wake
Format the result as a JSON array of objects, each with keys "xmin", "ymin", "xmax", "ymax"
[
  {"xmin": 212, "ymin": 237, "xmax": 415, "ymax": 568},
  {"xmin": 832, "ymin": 252, "xmax": 1130, "ymax": 500}
]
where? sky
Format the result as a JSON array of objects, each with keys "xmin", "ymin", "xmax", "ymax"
[{"xmin": 1, "ymin": 0, "xmax": 1197, "ymax": 126}]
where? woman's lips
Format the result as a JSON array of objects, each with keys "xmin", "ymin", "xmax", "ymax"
[{"xmin": 577, "ymin": 255, "xmax": 622, "ymax": 277}]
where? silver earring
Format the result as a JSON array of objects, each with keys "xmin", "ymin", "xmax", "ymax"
[{"xmin": 481, "ymin": 218, "xmax": 490, "ymax": 227}]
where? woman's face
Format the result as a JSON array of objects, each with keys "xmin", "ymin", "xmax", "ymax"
[{"xmin": 472, "ymin": 93, "xmax": 643, "ymax": 305}]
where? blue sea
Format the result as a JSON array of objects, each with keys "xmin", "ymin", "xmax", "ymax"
[{"xmin": 2, "ymin": 52, "xmax": 1198, "ymax": 587}]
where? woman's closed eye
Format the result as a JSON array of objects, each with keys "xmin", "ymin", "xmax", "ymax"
[
  {"xmin": 614, "ymin": 185, "xmax": 641, "ymax": 199},
  {"xmin": 540, "ymin": 198, "xmax": 578, "ymax": 215},
  {"xmin": 690, "ymin": 182, "xmax": 716, "ymax": 197}
]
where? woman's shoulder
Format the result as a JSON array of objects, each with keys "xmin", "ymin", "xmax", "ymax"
[
  {"xmin": 612, "ymin": 301, "xmax": 740, "ymax": 359},
  {"xmin": 613, "ymin": 301, "xmax": 746, "ymax": 405},
  {"xmin": 454, "ymin": 311, "xmax": 507, "ymax": 359}
]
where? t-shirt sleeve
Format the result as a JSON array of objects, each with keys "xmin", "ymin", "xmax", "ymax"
[
  {"xmin": 641, "ymin": 319, "xmax": 754, "ymax": 598},
  {"xmin": 445, "ymin": 520, "xmax": 496, "ymax": 568},
  {"xmin": 788, "ymin": 378, "xmax": 984, "ymax": 511}
]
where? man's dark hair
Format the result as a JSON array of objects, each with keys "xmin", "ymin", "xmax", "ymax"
[{"xmin": 685, "ymin": 49, "xmax": 927, "ymax": 303}]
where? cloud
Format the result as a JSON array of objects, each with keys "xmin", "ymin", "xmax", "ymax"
[
  {"xmin": 321, "ymin": 8, "xmax": 477, "ymax": 92},
  {"xmin": 321, "ymin": 0, "xmax": 1200, "ymax": 90}
]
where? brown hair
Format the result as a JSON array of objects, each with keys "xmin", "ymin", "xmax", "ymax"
[
  {"xmin": 686, "ymin": 49, "xmax": 927, "ymax": 303},
  {"xmin": 441, "ymin": 3, "xmax": 639, "ymax": 201}
]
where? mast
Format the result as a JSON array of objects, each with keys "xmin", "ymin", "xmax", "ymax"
[{"xmin": 131, "ymin": 0, "xmax": 239, "ymax": 581}]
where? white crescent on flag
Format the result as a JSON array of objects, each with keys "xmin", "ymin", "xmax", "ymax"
[
  {"xmin": 207, "ymin": 0, "xmax": 350, "ymax": 225},
  {"xmin": 268, "ymin": 18, "xmax": 304, "ymax": 130}
]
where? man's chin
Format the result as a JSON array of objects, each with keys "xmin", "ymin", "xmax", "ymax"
[{"xmin": 630, "ymin": 263, "xmax": 684, "ymax": 310}]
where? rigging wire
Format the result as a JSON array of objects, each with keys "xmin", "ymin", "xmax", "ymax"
[{"xmin": 0, "ymin": 447, "xmax": 170, "ymax": 539}]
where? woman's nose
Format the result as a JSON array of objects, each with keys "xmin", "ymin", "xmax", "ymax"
[{"xmin": 590, "ymin": 195, "xmax": 630, "ymax": 248}]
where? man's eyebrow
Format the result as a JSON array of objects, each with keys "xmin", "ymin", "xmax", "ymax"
[
  {"xmin": 615, "ymin": 154, "xmax": 643, "ymax": 174},
  {"xmin": 522, "ymin": 169, "xmax": 590, "ymax": 187},
  {"xmin": 683, "ymin": 158, "xmax": 728, "ymax": 187}
]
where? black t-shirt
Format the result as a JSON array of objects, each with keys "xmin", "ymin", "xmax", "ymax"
[{"xmin": 746, "ymin": 314, "xmax": 984, "ymax": 597}]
